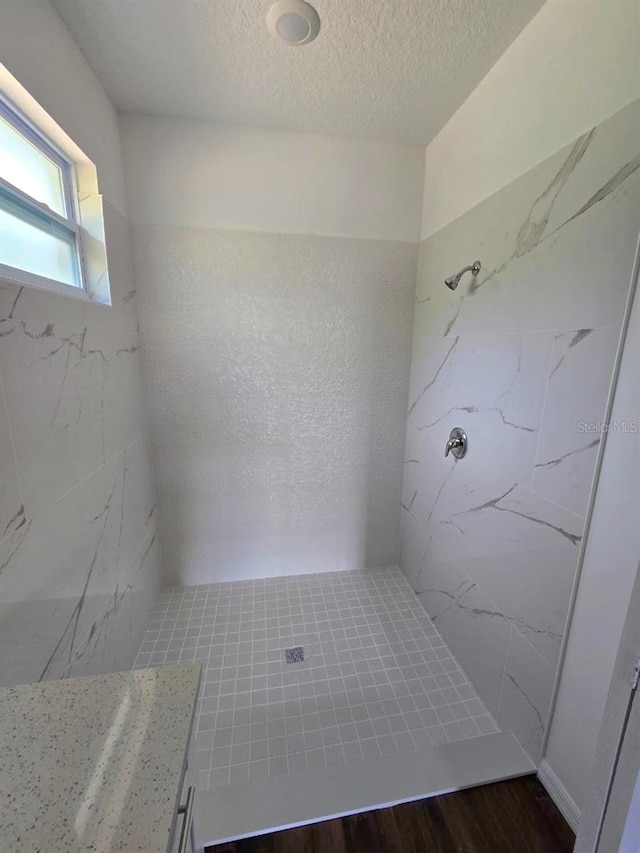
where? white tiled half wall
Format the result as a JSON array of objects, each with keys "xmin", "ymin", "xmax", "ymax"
[{"xmin": 133, "ymin": 568, "xmax": 498, "ymax": 791}]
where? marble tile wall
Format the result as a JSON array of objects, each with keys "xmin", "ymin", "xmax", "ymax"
[
  {"xmin": 0, "ymin": 201, "xmax": 163, "ymax": 686},
  {"xmin": 400, "ymin": 98, "xmax": 640, "ymax": 764}
]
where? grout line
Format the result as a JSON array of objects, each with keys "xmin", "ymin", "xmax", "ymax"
[
  {"xmin": 0, "ymin": 429, "xmax": 150, "ymax": 550},
  {"xmin": 495, "ymin": 625, "xmax": 513, "ymax": 724},
  {"xmin": 526, "ymin": 488, "xmax": 587, "ymax": 522},
  {"xmin": 0, "ymin": 365, "xmax": 26, "ymax": 513},
  {"xmin": 529, "ymin": 330, "xmax": 558, "ymax": 492},
  {"xmin": 134, "ymin": 567, "xmax": 499, "ymax": 788}
]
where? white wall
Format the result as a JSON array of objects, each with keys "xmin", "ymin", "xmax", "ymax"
[
  {"xmin": 420, "ymin": 0, "xmax": 640, "ymax": 238},
  {"xmin": 120, "ymin": 115, "xmax": 423, "ymax": 242},
  {"xmin": 122, "ymin": 115, "xmax": 424, "ymax": 585},
  {"xmin": 0, "ymin": 0, "xmax": 126, "ymax": 213},
  {"xmin": 0, "ymin": 0, "xmax": 160, "ymax": 684},
  {"xmin": 544, "ymin": 250, "xmax": 640, "ymax": 818},
  {"xmin": 574, "ymin": 560, "xmax": 640, "ymax": 853}
]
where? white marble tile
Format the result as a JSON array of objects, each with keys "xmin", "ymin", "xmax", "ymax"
[
  {"xmin": 401, "ymin": 96, "xmax": 640, "ymax": 771},
  {"xmin": 106, "ymin": 435, "xmax": 157, "ymax": 585},
  {"xmin": 0, "ymin": 205, "xmax": 160, "ymax": 688},
  {"xmin": 0, "ymin": 598, "xmax": 79, "ymax": 687},
  {"xmin": 400, "ymin": 413, "xmax": 422, "ymax": 517},
  {"xmin": 533, "ymin": 327, "xmax": 620, "ymax": 516},
  {"xmin": 0, "ymin": 279, "xmax": 85, "ymax": 332},
  {"xmin": 398, "ymin": 508, "xmax": 429, "ymax": 590},
  {"xmin": 0, "ymin": 317, "xmax": 145, "ymax": 520},
  {"xmin": 414, "ymin": 98, "xmax": 640, "ymax": 340},
  {"xmin": 0, "ymin": 376, "xmax": 23, "ymax": 541},
  {"xmin": 82, "ymin": 200, "xmax": 140, "ymax": 336},
  {"xmin": 0, "ymin": 314, "xmax": 106, "ymax": 517},
  {"xmin": 64, "ymin": 527, "xmax": 163, "ymax": 680},
  {"xmin": 434, "ymin": 484, "xmax": 583, "ymax": 666},
  {"xmin": 77, "ymin": 191, "xmax": 111, "ymax": 306},
  {"xmin": 438, "ymin": 550, "xmax": 572, "ymax": 670},
  {"xmin": 414, "ymin": 540, "xmax": 511, "ymax": 717},
  {"xmin": 406, "ymin": 330, "xmax": 552, "ymax": 534},
  {"xmin": 93, "ymin": 326, "xmax": 148, "ymax": 463},
  {"xmin": 497, "ymin": 627, "xmax": 555, "ymax": 764},
  {"xmin": 0, "ymin": 437, "xmax": 158, "ymax": 684}
]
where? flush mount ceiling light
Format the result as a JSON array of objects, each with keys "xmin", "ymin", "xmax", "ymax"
[{"xmin": 266, "ymin": 0, "xmax": 320, "ymax": 46}]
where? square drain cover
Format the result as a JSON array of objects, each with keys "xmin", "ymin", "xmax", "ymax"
[{"xmin": 284, "ymin": 646, "xmax": 304, "ymax": 664}]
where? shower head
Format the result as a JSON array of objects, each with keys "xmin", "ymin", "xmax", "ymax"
[
  {"xmin": 444, "ymin": 272, "xmax": 463, "ymax": 290},
  {"xmin": 445, "ymin": 260, "xmax": 481, "ymax": 291}
]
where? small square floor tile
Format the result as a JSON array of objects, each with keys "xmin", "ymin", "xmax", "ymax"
[{"xmin": 134, "ymin": 567, "xmax": 500, "ymax": 791}]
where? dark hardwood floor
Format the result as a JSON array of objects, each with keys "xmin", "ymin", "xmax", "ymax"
[{"xmin": 207, "ymin": 776, "xmax": 575, "ymax": 853}]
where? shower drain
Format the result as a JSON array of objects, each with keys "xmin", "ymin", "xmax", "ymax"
[{"xmin": 284, "ymin": 646, "xmax": 304, "ymax": 664}]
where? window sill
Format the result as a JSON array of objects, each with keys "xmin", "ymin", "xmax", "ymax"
[{"xmin": 0, "ymin": 263, "xmax": 93, "ymax": 303}]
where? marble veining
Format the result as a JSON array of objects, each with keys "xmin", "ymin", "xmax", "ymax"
[
  {"xmin": 449, "ymin": 483, "xmax": 581, "ymax": 546},
  {"xmin": 532, "ymin": 326, "xmax": 620, "ymax": 517},
  {"xmin": 467, "ymin": 130, "xmax": 595, "ymax": 296},
  {"xmin": 548, "ymin": 328, "xmax": 591, "ymax": 378},
  {"xmin": 401, "ymin": 97, "xmax": 640, "ymax": 763},
  {"xmin": 0, "ymin": 201, "xmax": 162, "ymax": 688},
  {"xmin": 0, "ymin": 433, "xmax": 160, "ymax": 686},
  {"xmin": 439, "ymin": 129, "xmax": 640, "ymax": 338},
  {"xmin": 0, "ymin": 664, "xmax": 200, "ymax": 852}
]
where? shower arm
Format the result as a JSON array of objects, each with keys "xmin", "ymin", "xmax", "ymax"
[{"xmin": 458, "ymin": 262, "xmax": 480, "ymax": 278}]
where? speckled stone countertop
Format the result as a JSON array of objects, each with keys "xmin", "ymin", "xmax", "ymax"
[{"xmin": 0, "ymin": 664, "xmax": 201, "ymax": 853}]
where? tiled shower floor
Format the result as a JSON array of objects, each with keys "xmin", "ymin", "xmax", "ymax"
[{"xmin": 133, "ymin": 567, "xmax": 499, "ymax": 792}]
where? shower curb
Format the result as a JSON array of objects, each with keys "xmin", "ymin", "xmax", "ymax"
[{"xmin": 195, "ymin": 729, "xmax": 533, "ymax": 846}]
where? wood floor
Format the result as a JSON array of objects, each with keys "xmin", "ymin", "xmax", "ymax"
[{"xmin": 208, "ymin": 776, "xmax": 575, "ymax": 853}]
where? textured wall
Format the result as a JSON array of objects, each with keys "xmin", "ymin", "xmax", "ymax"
[
  {"xmin": 122, "ymin": 116, "xmax": 422, "ymax": 586},
  {"xmin": 0, "ymin": 0, "xmax": 161, "ymax": 685},
  {"xmin": 132, "ymin": 226, "xmax": 417, "ymax": 584},
  {"xmin": 400, "ymin": 98, "xmax": 640, "ymax": 764}
]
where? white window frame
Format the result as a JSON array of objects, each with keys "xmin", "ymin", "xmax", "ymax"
[{"xmin": 0, "ymin": 96, "xmax": 89, "ymax": 300}]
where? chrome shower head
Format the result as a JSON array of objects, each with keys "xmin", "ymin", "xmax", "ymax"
[{"xmin": 445, "ymin": 260, "xmax": 481, "ymax": 291}]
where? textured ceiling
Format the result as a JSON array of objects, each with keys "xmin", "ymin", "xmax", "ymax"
[{"xmin": 50, "ymin": 0, "xmax": 544, "ymax": 145}]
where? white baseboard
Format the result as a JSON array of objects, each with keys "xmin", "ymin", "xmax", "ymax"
[{"xmin": 538, "ymin": 758, "xmax": 581, "ymax": 834}]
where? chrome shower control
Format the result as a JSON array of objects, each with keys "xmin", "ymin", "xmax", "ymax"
[{"xmin": 445, "ymin": 427, "xmax": 467, "ymax": 459}]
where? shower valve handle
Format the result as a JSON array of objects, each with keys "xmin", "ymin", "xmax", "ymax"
[
  {"xmin": 445, "ymin": 427, "xmax": 467, "ymax": 459},
  {"xmin": 445, "ymin": 436, "xmax": 462, "ymax": 456}
]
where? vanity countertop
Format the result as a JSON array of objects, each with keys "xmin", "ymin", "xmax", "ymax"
[{"xmin": 0, "ymin": 663, "xmax": 201, "ymax": 852}]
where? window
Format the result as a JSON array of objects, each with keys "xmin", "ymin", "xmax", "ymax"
[{"xmin": 0, "ymin": 97, "xmax": 87, "ymax": 296}]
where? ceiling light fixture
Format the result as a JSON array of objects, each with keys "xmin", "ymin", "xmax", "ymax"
[{"xmin": 266, "ymin": 0, "xmax": 320, "ymax": 46}]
